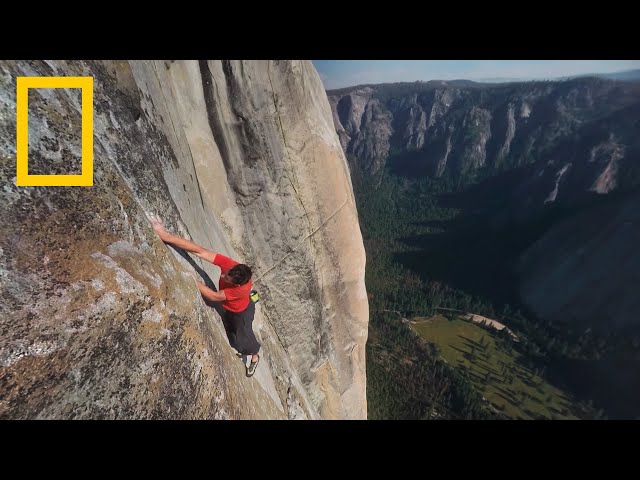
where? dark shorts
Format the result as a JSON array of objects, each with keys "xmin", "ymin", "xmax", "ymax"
[{"xmin": 221, "ymin": 300, "xmax": 261, "ymax": 355}]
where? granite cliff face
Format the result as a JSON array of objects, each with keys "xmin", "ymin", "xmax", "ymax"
[{"xmin": 0, "ymin": 60, "xmax": 368, "ymax": 419}]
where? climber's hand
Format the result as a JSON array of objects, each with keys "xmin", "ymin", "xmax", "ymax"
[{"xmin": 150, "ymin": 217, "xmax": 170, "ymax": 241}]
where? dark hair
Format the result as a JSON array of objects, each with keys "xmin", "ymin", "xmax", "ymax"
[{"xmin": 227, "ymin": 264, "xmax": 252, "ymax": 286}]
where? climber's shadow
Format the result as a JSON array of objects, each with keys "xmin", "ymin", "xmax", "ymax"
[{"xmin": 168, "ymin": 245, "xmax": 225, "ymax": 318}]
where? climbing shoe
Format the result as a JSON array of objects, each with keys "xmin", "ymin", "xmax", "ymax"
[{"xmin": 246, "ymin": 355, "xmax": 260, "ymax": 377}]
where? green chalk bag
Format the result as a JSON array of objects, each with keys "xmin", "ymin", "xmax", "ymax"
[{"xmin": 250, "ymin": 290, "xmax": 260, "ymax": 303}]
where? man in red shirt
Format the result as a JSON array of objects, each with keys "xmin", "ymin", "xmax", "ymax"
[{"xmin": 151, "ymin": 219, "xmax": 261, "ymax": 377}]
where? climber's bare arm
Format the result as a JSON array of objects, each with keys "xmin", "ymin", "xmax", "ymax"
[
  {"xmin": 195, "ymin": 281, "xmax": 227, "ymax": 302},
  {"xmin": 150, "ymin": 219, "xmax": 217, "ymax": 263}
]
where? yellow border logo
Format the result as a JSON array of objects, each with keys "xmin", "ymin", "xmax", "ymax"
[{"xmin": 16, "ymin": 76, "xmax": 93, "ymax": 186}]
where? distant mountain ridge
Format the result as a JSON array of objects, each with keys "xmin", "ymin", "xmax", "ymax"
[{"xmin": 327, "ymin": 76, "xmax": 640, "ymax": 212}]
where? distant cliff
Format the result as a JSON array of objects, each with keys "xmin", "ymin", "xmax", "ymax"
[
  {"xmin": 328, "ymin": 78, "xmax": 640, "ymax": 209},
  {"xmin": 0, "ymin": 60, "xmax": 368, "ymax": 419}
]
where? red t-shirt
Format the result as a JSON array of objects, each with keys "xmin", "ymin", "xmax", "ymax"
[{"xmin": 212, "ymin": 253, "xmax": 252, "ymax": 312}]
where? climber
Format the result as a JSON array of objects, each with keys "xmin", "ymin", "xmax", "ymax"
[{"xmin": 150, "ymin": 218, "xmax": 261, "ymax": 377}]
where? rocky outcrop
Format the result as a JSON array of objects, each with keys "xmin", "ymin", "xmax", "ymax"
[
  {"xmin": 512, "ymin": 102, "xmax": 640, "ymax": 213},
  {"xmin": 332, "ymin": 88, "xmax": 391, "ymax": 173},
  {"xmin": 0, "ymin": 60, "xmax": 368, "ymax": 419},
  {"xmin": 496, "ymin": 103, "xmax": 516, "ymax": 165},
  {"xmin": 458, "ymin": 107, "xmax": 491, "ymax": 171}
]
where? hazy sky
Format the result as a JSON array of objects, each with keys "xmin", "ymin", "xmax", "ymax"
[{"xmin": 313, "ymin": 60, "xmax": 640, "ymax": 90}]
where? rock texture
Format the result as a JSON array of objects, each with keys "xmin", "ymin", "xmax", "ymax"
[{"xmin": 0, "ymin": 60, "xmax": 368, "ymax": 419}]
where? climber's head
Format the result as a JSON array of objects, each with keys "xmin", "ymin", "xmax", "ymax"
[{"xmin": 222, "ymin": 264, "xmax": 252, "ymax": 286}]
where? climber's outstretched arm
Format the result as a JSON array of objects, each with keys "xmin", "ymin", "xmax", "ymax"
[
  {"xmin": 150, "ymin": 219, "xmax": 217, "ymax": 263},
  {"xmin": 195, "ymin": 281, "xmax": 227, "ymax": 302}
]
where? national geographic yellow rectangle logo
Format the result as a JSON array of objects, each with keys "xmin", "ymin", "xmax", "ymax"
[{"xmin": 16, "ymin": 76, "xmax": 93, "ymax": 186}]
